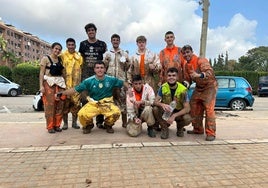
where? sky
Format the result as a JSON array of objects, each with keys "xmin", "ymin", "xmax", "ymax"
[{"xmin": 0, "ymin": 0, "xmax": 267, "ymax": 61}]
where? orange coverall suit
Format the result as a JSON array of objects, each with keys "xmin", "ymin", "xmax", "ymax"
[
  {"xmin": 184, "ymin": 55, "xmax": 218, "ymax": 136},
  {"xmin": 159, "ymin": 46, "xmax": 183, "ymax": 84}
]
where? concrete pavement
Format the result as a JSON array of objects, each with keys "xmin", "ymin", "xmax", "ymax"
[{"xmin": 0, "ymin": 105, "xmax": 268, "ymax": 187}]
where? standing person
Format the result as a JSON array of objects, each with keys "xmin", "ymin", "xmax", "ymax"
[
  {"xmin": 103, "ymin": 34, "xmax": 130, "ymax": 128},
  {"xmin": 159, "ymin": 31, "xmax": 183, "ymax": 84},
  {"xmin": 61, "ymin": 38, "xmax": 83, "ymax": 130},
  {"xmin": 128, "ymin": 35, "xmax": 160, "ymax": 94},
  {"xmin": 78, "ymin": 23, "xmax": 107, "ymax": 128},
  {"xmin": 129, "ymin": 35, "xmax": 161, "ymax": 131},
  {"xmin": 126, "ymin": 75, "xmax": 156, "ymax": 137},
  {"xmin": 153, "ymin": 67, "xmax": 192, "ymax": 139},
  {"xmin": 56, "ymin": 61, "xmax": 129, "ymax": 134},
  {"xmin": 39, "ymin": 42, "xmax": 66, "ymax": 133},
  {"xmin": 181, "ymin": 45, "xmax": 218, "ymax": 141}
]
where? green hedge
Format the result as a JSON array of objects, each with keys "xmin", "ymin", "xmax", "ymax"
[
  {"xmin": 12, "ymin": 63, "xmax": 39, "ymax": 95},
  {"xmin": 0, "ymin": 66, "xmax": 12, "ymax": 80}
]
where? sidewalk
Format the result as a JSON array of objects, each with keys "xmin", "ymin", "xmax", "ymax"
[{"xmin": 0, "ymin": 111, "xmax": 268, "ymax": 187}]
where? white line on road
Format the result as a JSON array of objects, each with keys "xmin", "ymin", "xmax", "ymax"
[{"xmin": 3, "ymin": 106, "xmax": 11, "ymax": 113}]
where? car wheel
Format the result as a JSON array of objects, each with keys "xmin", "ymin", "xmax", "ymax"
[
  {"xmin": 230, "ymin": 99, "xmax": 246, "ymax": 111},
  {"xmin": 8, "ymin": 89, "xmax": 18, "ymax": 97},
  {"xmin": 37, "ymin": 99, "xmax": 44, "ymax": 111}
]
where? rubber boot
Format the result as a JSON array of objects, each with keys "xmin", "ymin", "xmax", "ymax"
[
  {"xmin": 121, "ymin": 113, "xmax": 127, "ymax": 128},
  {"xmin": 72, "ymin": 115, "xmax": 80, "ymax": 129},
  {"xmin": 62, "ymin": 114, "xmax": 68, "ymax": 130}
]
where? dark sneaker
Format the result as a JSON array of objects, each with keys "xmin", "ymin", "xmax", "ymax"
[
  {"xmin": 54, "ymin": 127, "xmax": 62, "ymax": 132},
  {"xmin": 48, "ymin": 129, "xmax": 55, "ymax": 134},
  {"xmin": 147, "ymin": 128, "xmax": 156, "ymax": 138},
  {"xmin": 83, "ymin": 124, "xmax": 94, "ymax": 134},
  {"xmin": 160, "ymin": 128, "xmax": 169, "ymax": 139},
  {"xmin": 187, "ymin": 130, "xmax": 204, "ymax": 134},
  {"xmin": 72, "ymin": 124, "xmax": 80, "ymax": 129},
  {"xmin": 206, "ymin": 135, "xmax": 216, "ymax": 141},
  {"xmin": 176, "ymin": 129, "xmax": 184, "ymax": 137},
  {"xmin": 62, "ymin": 124, "xmax": 68, "ymax": 130},
  {"xmin": 106, "ymin": 126, "xmax": 114, "ymax": 134},
  {"xmin": 122, "ymin": 124, "xmax": 127, "ymax": 128}
]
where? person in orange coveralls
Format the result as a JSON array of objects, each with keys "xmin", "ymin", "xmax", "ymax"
[
  {"xmin": 159, "ymin": 31, "xmax": 183, "ymax": 84},
  {"xmin": 181, "ymin": 45, "xmax": 218, "ymax": 141}
]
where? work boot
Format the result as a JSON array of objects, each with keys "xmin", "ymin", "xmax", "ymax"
[
  {"xmin": 48, "ymin": 129, "xmax": 55, "ymax": 134},
  {"xmin": 83, "ymin": 124, "xmax": 94, "ymax": 134},
  {"xmin": 54, "ymin": 127, "xmax": 62, "ymax": 132},
  {"xmin": 62, "ymin": 114, "xmax": 68, "ymax": 130},
  {"xmin": 160, "ymin": 127, "xmax": 169, "ymax": 139},
  {"xmin": 122, "ymin": 113, "xmax": 127, "ymax": 128},
  {"xmin": 106, "ymin": 125, "xmax": 114, "ymax": 134},
  {"xmin": 72, "ymin": 116, "xmax": 80, "ymax": 129},
  {"xmin": 176, "ymin": 128, "xmax": 184, "ymax": 137},
  {"xmin": 206, "ymin": 135, "xmax": 216, "ymax": 141},
  {"xmin": 147, "ymin": 127, "xmax": 156, "ymax": 138}
]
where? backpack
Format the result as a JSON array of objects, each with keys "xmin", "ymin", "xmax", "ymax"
[{"xmin": 46, "ymin": 55, "xmax": 64, "ymax": 76}]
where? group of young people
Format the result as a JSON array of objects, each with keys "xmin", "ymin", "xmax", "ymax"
[{"xmin": 39, "ymin": 23, "xmax": 218, "ymax": 141}]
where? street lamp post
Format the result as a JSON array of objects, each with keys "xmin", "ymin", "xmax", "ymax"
[{"xmin": 199, "ymin": 0, "xmax": 210, "ymax": 58}]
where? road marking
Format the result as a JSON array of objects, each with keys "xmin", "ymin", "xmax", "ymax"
[{"xmin": 3, "ymin": 106, "xmax": 11, "ymax": 113}]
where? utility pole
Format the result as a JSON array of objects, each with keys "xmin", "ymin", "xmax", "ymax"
[{"xmin": 199, "ymin": 0, "xmax": 210, "ymax": 58}]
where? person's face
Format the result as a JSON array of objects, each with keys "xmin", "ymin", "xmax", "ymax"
[
  {"xmin": 52, "ymin": 45, "xmax": 62, "ymax": 56},
  {"xmin": 86, "ymin": 28, "xmax": 96, "ymax": 40},
  {"xmin": 111, "ymin": 37, "xmax": 120, "ymax": 49},
  {"xmin": 167, "ymin": 72, "xmax": 178, "ymax": 84},
  {"xmin": 182, "ymin": 49, "xmax": 193, "ymax": 62},
  {"xmin": 94, "ymin": 64, "xmax": 106, "ymax": 77},
  {"xmin": 66, "ymin": 42, "xmax": 76, "ymax": 53},
  {"xmin": 137, "ymin": 41, "xmax": 146, "ymax": 51},
  {"xmin": 164, "ymin": 34, "xmax": 175, "ymax": 46},
  {"xmin": 132, "ymin": 80, "xmax": 143, "ymax": 92}
]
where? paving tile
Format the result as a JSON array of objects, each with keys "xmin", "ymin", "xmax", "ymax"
[
  {"xmin": 141, "ymin": 141, "xmax": 172, "ymax": 147},
  {"xmin": 170, "ymin": 141, "xmax": 200, "ymax": 146},
  {"xmin": 81, "ymin": 144, "xmax": 112, "ymax": 149},
  {"xmin": 225, "ymin": 139, "xmax": 255, "ymax": 144},
  {"xmin": 112, "ymin": 142, "xmax": 143, "ymax": 148},
  {"xmin": 0, "ymin": 148, "xmax": 14, "ymax": 153},
  {"xmin": 11, "ymin": 146, "xmax": 48, "ymax": 152},
  {"xmin": 47, "ymin": 145, "xmax": 81, "ymax": 151}
]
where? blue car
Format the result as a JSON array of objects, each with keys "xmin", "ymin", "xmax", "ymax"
[{"xmin": 188, "ymin": 76, "xmax": 255, "ymax": 111}]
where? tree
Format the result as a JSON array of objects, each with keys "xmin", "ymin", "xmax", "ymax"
[{"xmin": 238, "ymin": 46, "xmax": 268, "ymax": 71}]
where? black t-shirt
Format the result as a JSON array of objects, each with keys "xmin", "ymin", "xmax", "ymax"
[{"xmin": 79, "ymin": 39, "xmax": 107, "ymax": 79}]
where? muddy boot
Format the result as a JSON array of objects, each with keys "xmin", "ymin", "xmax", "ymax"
[
  {"xmin": 62, "ymin": 114, "xmax": 68, "ymax": 130},
  {"xmin": 72, "ymin": 115, "xmax": 80, "ymax": 129},
  {"xmin": 160, "ymin": 124, "xmax": 169, "ymax": 139},
  {"xmin": 147, "ymin": 126, "xmax": 156, "ymax": 138},
  {"xmin": 122, "ymin": 113, "xmax": 127, "ymax": 128}
]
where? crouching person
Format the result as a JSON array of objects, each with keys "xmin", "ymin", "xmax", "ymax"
[
  {"xmin": 57, "ymin": 61, "xmax": 129, "ymax": 134},
  {"xmin": 126, "ymin": 75, "xmax": 156, "ymax": 137},
  {"xmin": 153, "ymin": 67, "xmax": 192, "ymax": 139}
]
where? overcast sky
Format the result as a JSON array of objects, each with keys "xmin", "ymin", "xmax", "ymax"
[{"xmin": 0, "ymin": 0, "xmax": 267, "ymax": 61}]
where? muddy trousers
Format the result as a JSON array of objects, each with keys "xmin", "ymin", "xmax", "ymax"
[
  {"xmin": 42, "ymin": 81, "xmax": 64, "ymax": 130},
  {"xmin": 78, "ymin": 97, "xmax": 121, "ymax": 128},
  {"xmin": 190, "ymin": 87, "xmax": 217, "ymax": 136}
]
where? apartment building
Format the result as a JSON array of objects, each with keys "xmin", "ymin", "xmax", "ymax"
[{"xmin": 0, "ymin": 20, "xmax": 51, "ymax": 63}]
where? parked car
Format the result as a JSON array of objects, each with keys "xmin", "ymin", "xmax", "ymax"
[
  {"xmin": 32, "ymin": 91, "xmax": 43, "ymax": 111},
  {"xmin": 257, "ymin": 76, "xmax": 268, "ymax": 97},
  {"xmin": 0, "ymin": 75, "xmax": 22, "ymax": 97},
  {"xmin": 188, "ymin": 76, "xmax": 255, "ymax": 111}
]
